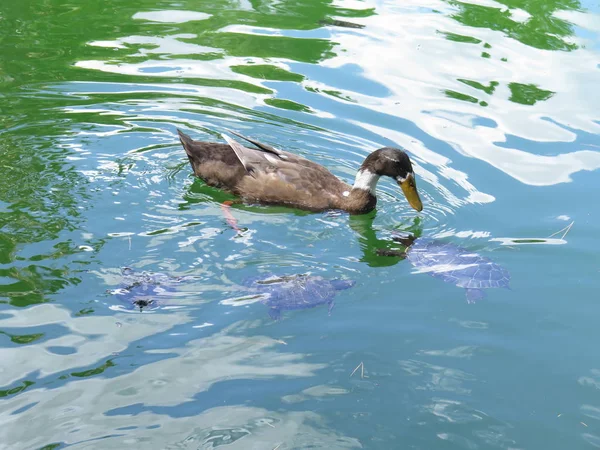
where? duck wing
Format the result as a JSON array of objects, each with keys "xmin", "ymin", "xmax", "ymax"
[
  {"xmin": 221, "ymin": 132, "xmax": 317, "ymax": 177},
  {"xmin": 221, "ymin": 133, "xmax": 346, "ymax": 204},
  {"xmin": 226, "ymin": 129, "xmax": 284, "ymax": 157},
  {"xmin": 220, "ymin": 133, "xmax": 271, "ymax": 174}
]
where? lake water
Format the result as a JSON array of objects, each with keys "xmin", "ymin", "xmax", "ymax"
[{"xmin": 1, "ymin": 0, "xmax": 599, "ymax": 448}]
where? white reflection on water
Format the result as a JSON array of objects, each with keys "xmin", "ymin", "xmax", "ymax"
[
  {"xmin": 355, "ymin": 122, "xmax": 494, "ymax": 207},
  {"xmin": 88, "ymin": 34, "xmax": 217, "ymax": 56},
  {"xmin": 76, "ymin": 58, "xmax": 237, "ymax": 82},
  {"xmin": 426, "ymin": 398, "xmax": 486, "ymax": 423},
  {"xmin": 282, "ymin": 384, "xmax": 349, "ymax": 404},
  {"xmin": 437, "ymin": 432, "xmax": 478, "ymax": 449},
  {"xmin": 0, "ymin": 310, "xmax": 344, "ymax": 448},
  {"xmin": 399, "ymin": 359, "xmax": 475, "ymax": 394},
  {"xmin": 133, "ymin": 10, "xmax": 212, "ymax": 24},
  {"xmin": 418, "ymin": 345, "xmax": 480, "ymax": 359},
  {"xmin": 323, "ymin": 0, "xmax": 600, "ymax": 186},
  {"xmin": 1, "ymin": 403, "xmax": 361, "ymax": 449},
  {"xmin": 0, "ymin": 304, "xmax": 187, "ymax": 386},
  {"xmin": 579, "ymin": 369, "xmax": 600, "ymax": 390},
  {"xmin": 554, "ymin": 10, "xmax": 600, "ymax": 34}
]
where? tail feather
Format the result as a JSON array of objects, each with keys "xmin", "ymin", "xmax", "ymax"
[{"xmin": 177, "ymin": 129, "xmax": 195, "ymax": 156}]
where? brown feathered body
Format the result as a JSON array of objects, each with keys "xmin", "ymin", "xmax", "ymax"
[{"xmin": 178, "ymin": 130, "xmax": 376, "ymax": 214}]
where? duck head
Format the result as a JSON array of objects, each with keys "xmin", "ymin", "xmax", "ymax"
[{"xmin": 353, "ymin": 147, "xmax": 423, "ymax": 212}]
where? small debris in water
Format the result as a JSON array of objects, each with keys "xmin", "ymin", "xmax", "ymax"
[
  {"xmin": 351, "ymin": 361, "xmax": 366, "ymax": 379},
  {"xmin": 549, "ymin": 221, "xmax": 574, "ymax": 240}
]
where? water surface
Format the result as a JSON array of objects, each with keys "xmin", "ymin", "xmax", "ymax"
[{"xmin": 1, "ymin": 0, "xmax": 599, "ymax": 448}]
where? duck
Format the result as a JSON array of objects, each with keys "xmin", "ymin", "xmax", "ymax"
[{"xmin": 177, "ymin": 129, "xmax": 423, "ymax": 215}]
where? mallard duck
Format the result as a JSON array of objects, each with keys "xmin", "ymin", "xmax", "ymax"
[{"xmin": 177, "ymin": 129, "xmax": 423, "ymax": 214}]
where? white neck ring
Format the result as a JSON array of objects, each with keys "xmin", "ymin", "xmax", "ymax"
[{"xmin": 352, "ymin": 170, "xmax": 380, "ymax": 194}]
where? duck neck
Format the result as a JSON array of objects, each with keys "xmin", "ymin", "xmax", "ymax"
[
  {"xmin": 342, "ymin": 169, "xmax": 379, "ymax": 214},
  {"xmin": 352, "ymin": 169, "xmax": 380, "ymax": 195}
]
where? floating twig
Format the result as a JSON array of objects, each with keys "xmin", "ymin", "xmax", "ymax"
[
  {"xmin": 351, "ymin": 361, "xmax": 365, "ymax": 379},
  {"xmin": 548, "ymin": 221, "xmax": 574, "ymax": 240}
]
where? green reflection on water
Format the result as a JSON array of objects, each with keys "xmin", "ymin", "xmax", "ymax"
[
  {"xmin": 445, "ymin": 89, "xmax": 480, "ymax": 104},
  {"xmin": 349, "ymin": 214, "xmax": 423, "ymax": 268},
  {"xmin": 230, "ymin": 64, "xmax": 305, "ymax": 82},
  {"xmin": 439, "ymin": 0, "xmax": 574, "ymax": 108},
  {"xmin": 265, "ymin": 98, "xmax": 312, "ymax": 112},
  {"xmin": 439, "ymin": 31, "xmax": 483, "ymax": 44},
  {"xmin": 0, "ymin": 331, "xmax": 44, "ymax": 345},
  {"xmin": 0, "ymin": 380, "xmax": 35, "ymax": 398},
  {"xmin": 37, "ymin": 444, "xmax": 61, "ymax": 450},
  {"xmin": 509, "ymin": 82, "xmax": 555, "ymax": 105},
  {"xmin": 71, "ymin": 359, "xmax": 116, "ymax": 378},
  {"xmin": 0, "ymin": 265, "xmax": 80, "ymax": 307},
  {"xmin": 208, "ymin": 33, "xmax": 335, "ymax": 63},
  {"xmin": 0, "ymin": 0, "xmax": 371, "ymax": 90},
  {"xmin": 0, "ymin": 133, "xmax": 89, "ymax": 306},
  {"xmin": 458, "ymin": 79, "xmax": 499, "ymax": 95},
  {"xmin": 448, "ymin": 0, "xmax": 579, "ymax": 51}
]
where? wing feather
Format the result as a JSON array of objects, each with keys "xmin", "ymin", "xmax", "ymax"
[
  {"xmin": 221, "ymin": 132, "xmax": 345, "ymax": 204},
  {"xmin": 226, "ymin": 129, "xmax": 285, "ymax": 157},
  {"xmin": 220, "ymin": 133, "xmax": 265, "ymax": 174}
]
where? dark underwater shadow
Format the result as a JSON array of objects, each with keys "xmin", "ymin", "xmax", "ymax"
[{"xmin": 348, "ymin": 212, "xmax": 422, "ymax": 267}]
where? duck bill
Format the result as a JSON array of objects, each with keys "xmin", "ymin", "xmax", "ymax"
[{"xmin": 398, "ymin": 174, "xmax": 423, "ymax": 212}]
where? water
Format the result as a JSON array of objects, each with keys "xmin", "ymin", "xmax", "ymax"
[{"xmin": 0, "ymin": 0, "xmax": 599, "ymax": 448}]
